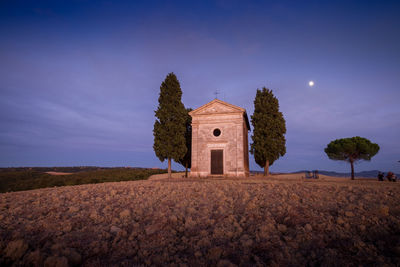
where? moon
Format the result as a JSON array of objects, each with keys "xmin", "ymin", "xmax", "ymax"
[{"xmin": 309, "ymin": 81, "xmax": 314, "ymax": 87}]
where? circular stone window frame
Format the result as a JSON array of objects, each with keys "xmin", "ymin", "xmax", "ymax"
[{"xmin": 213, "ymin": 128, "xmax": 221, "ymax": 137}]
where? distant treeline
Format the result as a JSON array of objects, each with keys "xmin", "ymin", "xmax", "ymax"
[{"xmin": 0, "ymin": 167, "xmax": 167, "ymax": 193}]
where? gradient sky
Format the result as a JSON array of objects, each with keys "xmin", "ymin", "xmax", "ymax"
[{"xmin": 1, "ymin": 0, "xmax": 399, "ymax": 173}]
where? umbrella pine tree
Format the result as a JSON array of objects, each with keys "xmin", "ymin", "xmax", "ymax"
[{"xmin": 325, "ymin": 136, "xmax": 379, "ymax": 180}]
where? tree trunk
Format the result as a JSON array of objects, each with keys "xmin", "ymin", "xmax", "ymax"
[
  {"xmin": 264, "ymin": 160, "xmax": 270, "ymax": 176},
  {"xmin": 350, "ymin": 160, "xmax": 355, "ymax": 180},
  {"xmin": 168, "ymin": 158, "xmax": 171, "ymax": 179},
  {"xmin": 185, "ymin": 162, "xmax": 188, "ymax": 178}
]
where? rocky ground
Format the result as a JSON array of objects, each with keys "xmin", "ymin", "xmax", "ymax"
[{"xmin": 1, "ymin": 174, "xmax": 400, "ymax": 266}]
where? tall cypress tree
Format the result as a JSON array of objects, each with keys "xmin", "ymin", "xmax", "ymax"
[
  {"xmin": 250, "ymin": 87, "xmax": 286, "ymax": 176},
  {"xmin": 153, "ymin": 73, "xmax": 187, "ymax": 178}
]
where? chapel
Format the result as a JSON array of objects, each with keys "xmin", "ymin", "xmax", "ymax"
[{"xmin": 189, "ymin": 99, "xmax": 250, "ymax": 177}]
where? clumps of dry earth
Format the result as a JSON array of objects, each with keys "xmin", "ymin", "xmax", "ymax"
[{"xmin": 1, "ymin": 175, "xmax": 400, "ymax": 266}]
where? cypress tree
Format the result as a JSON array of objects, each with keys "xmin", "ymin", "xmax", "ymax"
[
  {"xmin": 178, "ymin": 108, "xmax": 192, "ymax": 178},
  {"xmin": 250, "ymin": 87, "xmax": 286, "ymax": 176},
  {"xmin": 153, "ymin": 73, "xmax": 187, "ymax": 178}
]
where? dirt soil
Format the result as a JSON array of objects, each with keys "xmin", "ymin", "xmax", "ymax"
[{"xmin": 1, "ymin": 174, "xmax": 399, "ymax": 266}]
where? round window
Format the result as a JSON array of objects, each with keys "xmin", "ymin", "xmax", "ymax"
[{"xmin": 213, "ymin": 128, "xmax": 221, "ymax": 137}]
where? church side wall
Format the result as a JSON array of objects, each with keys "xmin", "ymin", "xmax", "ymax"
[
  {"xmin": 243, "ymin": 120, "xmax": 250, "ymax": 176},
  {"xmin": 190, "ymin": 123, "xmax": 199, "ymax": 174}
]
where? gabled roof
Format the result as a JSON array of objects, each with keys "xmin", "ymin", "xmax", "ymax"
[
  {"xmin": 189, "ymin": 99, "xmax": 251, "ymax": 130},
  {"xmin": 189, "ymin": 99, "xmax": 244, "ymax": 115}
]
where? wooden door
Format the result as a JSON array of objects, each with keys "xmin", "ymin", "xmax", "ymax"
[{"xmin": 211, "ymin": 150, "xmax": 223, "ymax": 175}]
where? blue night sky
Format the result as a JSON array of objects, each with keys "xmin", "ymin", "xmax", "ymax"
[{"xmin": 1, "ymin": 0, "xmax": 399, "ymax": 173}]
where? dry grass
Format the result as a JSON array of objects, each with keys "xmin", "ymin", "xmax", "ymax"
[{"xmin": 45, "ymin": 172, "xmax": 74, "ymax": 176}]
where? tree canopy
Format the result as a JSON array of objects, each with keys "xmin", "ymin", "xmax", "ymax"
[
  {"xmin": 177, "ymin": 108, "xmax": 192, "ymax": 178},
  {"xmin": 324, "ymin": 136, "xmax": 380, "ymax": 179},
  {"xmin": 153, "ymin": 73, "xmax": 187, "ymax": 178},
  {"xmin": 250, "ymin": 87, "xmax": 286, "ymax": 176}
]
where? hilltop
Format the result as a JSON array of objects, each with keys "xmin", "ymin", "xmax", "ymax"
[{"xmin": 1, "ymin": 174, "xmax": 399, "ymax": 266}]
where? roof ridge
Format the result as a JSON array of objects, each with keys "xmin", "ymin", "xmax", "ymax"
[{"xmin": 189, "ymin": 99, "xmax": 245, "ymax": 115}]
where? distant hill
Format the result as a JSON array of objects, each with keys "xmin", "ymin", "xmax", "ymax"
[
  {"xmin": 250, "ymin": 169, "xmax": 399, "ymax": 178},
  {"xmin": 292, "ymin": 170, "xmax": 400, "ymax": 178},
  {"xmin": 0, "ymin": 166, "xmax": 148, "ymax": 173},
  {"xmin": 0, "ymin": 167, "xmax": 168, "ymax": 193}
]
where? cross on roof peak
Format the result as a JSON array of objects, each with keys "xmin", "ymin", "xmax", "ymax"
[{"xmin": 214, "ymin": 89, "xmax": 220, "ymax": 99}]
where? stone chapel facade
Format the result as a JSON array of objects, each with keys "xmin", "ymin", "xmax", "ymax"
[{"xmin": 189, "ymin": 99, "xmax": 250, "ymax": 177}]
